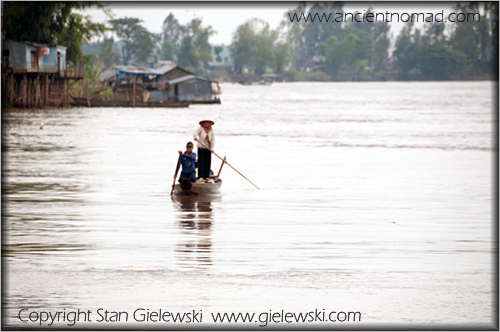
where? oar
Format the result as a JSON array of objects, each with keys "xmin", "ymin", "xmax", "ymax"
[
  {"xmin": 196, "ymin": 140, "xmax": 259, "ymax": 189},
  {"xmin": 170, "ymin": 153, "xmax": 182, "ymax": 196}
]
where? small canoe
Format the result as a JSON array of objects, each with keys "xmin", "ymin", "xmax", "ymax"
[{"xmin": 172, "ymin": 177, "xmax": 222, "ymax": 195}]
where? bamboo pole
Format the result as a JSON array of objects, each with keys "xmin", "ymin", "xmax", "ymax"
[{"xmin": 196, "ymin": 140, "xmax": 259, "ymax": 189}]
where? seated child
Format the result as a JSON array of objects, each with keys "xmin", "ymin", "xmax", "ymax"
[{"xmin": 178, "ymin": 142, "xmax": 197, "ymax": 182}]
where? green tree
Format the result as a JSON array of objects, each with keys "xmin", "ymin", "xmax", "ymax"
[
  {"xmin": 301, "ymin": 2, "xmax": 344, "ymax": 62},
  {"xmin": 371, "ymin": 21, "xmax": 391, "ymax": 73},
  {"xmin": 161, "ymin": 13, "xmax": 185, "ymax": 61},
  {"xmin": 321, "ymin": 27, "xmax": 374, "ymax": 80},
  {"xmin": 282, "ymin": 2, "xmax": 307, "ymax": 70},
  {"xmin": 97, "ymin": 37, "xmax": 120, "ymax": 69},
  {"xmin": 177, "ymin": 35, "xmax": 195, "ymax": 69},
  {"xmin": 110, "ymin": 17, "xmax": 154, "ymax": 65},
  {"xmin": 230, "ymin": 19, "xmax": 279, "ymax": 75},
  {"xmin": 393, "ymin": 21, "xmax": 423, "ymax": 79},
  {"xmin": 417, "ymin": 44, "xmax": 467, "ymax": 80},
  {"xmin": 230, "ymin": 20, "xmax": 255, "ymax": 74},
  {"xmin": 176, "ymin": 18, "xmax": 215, "ymax": 72},
  {"xmin": 214, "ymin": 46, "xmax": 224, "ymax": 62}
]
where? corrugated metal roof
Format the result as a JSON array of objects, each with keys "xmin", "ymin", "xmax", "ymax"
[
  {"xmin": 155, "ymin": 63, "xmax": 177, "ymax": 74},
  {"xmin": 168, "ymin": 75, "xmax": 210, "ymax": 85},
  {"xmin": 114, "ymin": 65, "xmax": 162, "ymax": 76}
]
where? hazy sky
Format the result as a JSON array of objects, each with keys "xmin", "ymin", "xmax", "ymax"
[{"xmin": 80, "ymin": 2, "xmax": 458, "ymax": 45}]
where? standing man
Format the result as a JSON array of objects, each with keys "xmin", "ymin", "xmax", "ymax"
[{"xmin": 193, "ymin": 119, "xmax": 215, "ymax": 179}]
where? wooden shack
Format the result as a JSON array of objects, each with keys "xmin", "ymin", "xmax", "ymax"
[
  {"xmin": 150, "ymin": 62, "xmax": 221, "ymax": 103},
  {"xmin": 112, "ymin": 66, "xmax": 162, "ymax": 103},
  {"xmin": 2, "ymin": 39, "xmax": 82, "ymax": 108},
  {"xmin": 115, "ymin": 62, "xmax": 221, "ymax": 104}
]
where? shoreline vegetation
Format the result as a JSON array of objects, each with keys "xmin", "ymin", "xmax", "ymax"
[{"xmin": 1, "ymin": 2, "xmax": 498, "ymax": 108}]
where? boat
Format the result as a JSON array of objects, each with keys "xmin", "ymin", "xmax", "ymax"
[
  {"xmin": 172, "ymin": 176, "xmax": 222, "ymax": 196},
  {"xmin": 170, "ymin": 141, "xmax": 259, "ymax": 197},
  {"xmin": 70, "ymin": 97, "xmax": 190, "ymax": 108}
]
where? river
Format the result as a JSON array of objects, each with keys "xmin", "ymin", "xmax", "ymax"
[{"xmin": 2, "ymin": 81, "xmax": 496, "ymax": 329}]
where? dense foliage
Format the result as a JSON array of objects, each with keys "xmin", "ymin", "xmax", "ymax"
[{"xmin": 5, "ymin": 2, "xmax": 496, "ymax": 80}]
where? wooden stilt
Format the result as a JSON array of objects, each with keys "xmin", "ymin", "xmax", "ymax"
[
  {"xmin": 27, "ymin": 78, "xmax": 32, "ymax": 108},
  {"xmin": 35, "ymin": 75, "xmax": 41, "ymax": 108},
  {"xmin": 21, "ymin": 75, "xmax": 27, "ymax": 107},
  {"xmin": 9, "ymin": 74, "xmax": 15, "ymax": 104},
  {"xmin": 43, "ymin": 75, "xmax": 49, "ymax": 108},
  {"xmin": 126, "ymin": 75, "xmax": 130, "ymax": 102},
  {"xmin": 64, "ymin": 79, "xmax": 69, "ymax": 107},
  {"xmin": 132, "ymin": 74, "xmax": 136, "ymax": 107},
  {"xmin": 86, "ymin": 79, "xmax": 90, "ymax": 107}
]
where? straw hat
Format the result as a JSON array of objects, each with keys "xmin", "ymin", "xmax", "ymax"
[{"xmin": 199, "ymin": 119, "xmax": 215, "ymax": 125}]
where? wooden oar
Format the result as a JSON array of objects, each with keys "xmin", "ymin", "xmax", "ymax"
[
  {"xmin": 170, "ymin": 153, "xmax": 182, "ymax": 196},
  {"xmin": 196, "ymin": 140, "xmax": 259, "ymax": 189}
]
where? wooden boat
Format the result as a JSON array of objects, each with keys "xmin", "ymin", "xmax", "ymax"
[
  {"xmin": 70, "ymin": 97, "xmax": 190, "ymax": 108},
  {"xmin": 172, "ymin": 177, "xmax": 222, "ymax": 195},
  {"xmin": 171, "ymin": 142, "xmax": 258, "ymax": 197}
]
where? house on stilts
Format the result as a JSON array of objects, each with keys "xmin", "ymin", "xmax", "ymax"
[{"xmin": 2, "ymin": 39, "xmax": 84, "ymax": 108}]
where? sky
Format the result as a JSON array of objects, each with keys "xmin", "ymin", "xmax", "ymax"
[{"xmin": 79, "ymin": 2, "xmax": 460, "ymax": 45}]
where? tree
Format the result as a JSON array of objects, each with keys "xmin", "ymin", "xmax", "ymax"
[
  {"xmin": 417, "ymin": 44, "xmax": 467, "ymax": 80},
  {"xmin": 2, "ymin": 2, "xmax": 107, "ymax": 64},
  {"xmin": 175, "ymin": 18, "xmax": 214, "ymax": 73},
  {"xmin": 161, "ymin": 13, "xmax": 185, "ymax": 61},
  {"xmin": 177, "ymin": 35, "xmax": 195, "ymax": 69},
  {"xmin": 282, "ymin": 2, "xmax": 307, "ymax": 70},
  {"xmin": 213, "ymin": 46, "xmax": 224, "ymax": 62},
  {"xmin": 301, "ymin": 2, "xmax": 344, "ymax": 61},
  {"xmin": 371, "ymin": 21, "xmax": 391, "ymax": 73},
  {"xmin": 392, "ymin": 21, "xmax": 423, "ymax": 79},
  {"xmin": 110, "ymin": 17, "xmax": 154, "ymax": 65},
  {"xmin": 97, "ymin": 37, "xmax": 120, "ymax": 69},
  {"xmin": 230, "ymin": 19, "xmax": 279, "ymax": 75},
  {"xmin": 321, "ymin": 27, "xmax": 374, "ymax": 80}
]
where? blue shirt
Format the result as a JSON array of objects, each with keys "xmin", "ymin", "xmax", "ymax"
[{"xmin": 180, "ymin": 152, "xmax": 196, "ymax": 174}]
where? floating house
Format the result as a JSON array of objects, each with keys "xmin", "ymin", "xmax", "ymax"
[
  {"xmin": 149, "ymin": 75, "xmax": 216, "ymax": 103},
  {"xmin": 109, "ymin": 63, "xmax": 221, "ymax": 105},
  {"xmin": 112, "ymin": 65, "xmax": 162, "ymax": 103},
  {"xmin": 155, "ymin": 60, "xmax": 192, "ymax": 80}
]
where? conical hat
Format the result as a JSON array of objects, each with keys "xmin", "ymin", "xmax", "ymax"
[{"xmin": 199, "ymin": 119, "xmax": 215, "ymax": 125}]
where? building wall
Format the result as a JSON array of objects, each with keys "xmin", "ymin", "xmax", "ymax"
[
  {"xmin": 161, "ymin": 67, "xmax": 192, "ymax": 81},
  {"xmin": 2, "ymin": 41, "xmax": 27, "ymax": 71},
  {"xmin": 149, "ymin": 78, "xmax": 212, "ymax": 102},
  {"xmin": 2, "ymin": 40, "xmax": 64, "ymax": 73},
  {"xmin": 177, "ymin": 79, "xmax": 212, "ymax": 102}
]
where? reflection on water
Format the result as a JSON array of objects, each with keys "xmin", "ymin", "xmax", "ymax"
[{"xmin": 173, "ymin": 195, "xmax": 217, "ymax": 267}]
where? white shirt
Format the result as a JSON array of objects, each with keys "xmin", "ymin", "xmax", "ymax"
[{"xmin": 193, "ymin": 126, "xmax": 215, "ymax": 151}]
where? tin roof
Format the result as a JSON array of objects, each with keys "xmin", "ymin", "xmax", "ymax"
[
  {"xmin": 114, "ymin": 65, "xmax": 162, "ymax": 76},
  {"xmin": 168, "ymin": 75, "xmax": 210, "ymax": 85},
  {"xmin": 155, "ymin": 62, "xmax": 177, "ymax": 74}
]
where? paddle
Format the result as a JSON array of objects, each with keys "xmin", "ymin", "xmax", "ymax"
[
  {"xmin": 195, "ymin": 140, "xmax": 259, "ymax": 189},
  {"xmin": 170, "ymin": 153, "xmax": 182, "ymax": 196}
]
